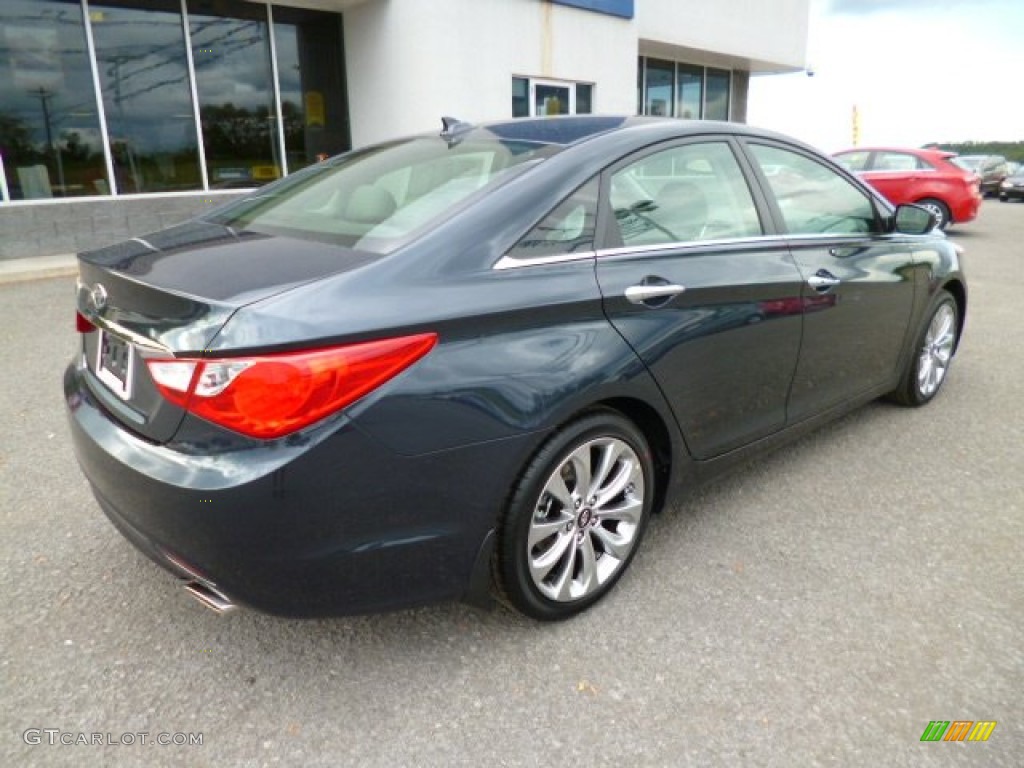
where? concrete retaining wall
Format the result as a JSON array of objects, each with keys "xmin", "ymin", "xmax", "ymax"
[{"xmin": 0, "ymin": 193, "xmax": 246, "ymax": 260}]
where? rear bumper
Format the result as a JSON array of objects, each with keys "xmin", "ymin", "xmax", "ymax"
[
  {"xmin": 952, "ymin": 193, "xmax": 981, "ymax": 224},
  {"xmin": 65, "ymin": 361, "xmax": 531, "ymax": 616}
]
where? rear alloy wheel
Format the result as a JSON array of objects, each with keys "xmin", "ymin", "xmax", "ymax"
[
  {"xmin": 916, "ymin": 198, "xmax": 951, "ymax": 230},
  {"xmin": 889, "ymin": 290, "xmax": 958, "ymax": 406},
  {"xmin": 497, "ymin": 411, "xmax": 654, "ymax": 620}
]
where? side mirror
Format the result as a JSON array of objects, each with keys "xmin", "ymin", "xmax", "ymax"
[{"xmin": 894, "ymin": 203, "xmax": 936, "ymax": 235}]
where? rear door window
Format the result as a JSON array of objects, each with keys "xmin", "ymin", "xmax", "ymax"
[
  {"xmin": 607, "ymin": 141, "xmax": 763, "ymax": 248},
  {"xmin": 833, "ymin": 151, "xmax": 871, "ymax": 172},
  {"xmin": 873, "ymin": 152, "xmax": 931, "ymax": 171}
]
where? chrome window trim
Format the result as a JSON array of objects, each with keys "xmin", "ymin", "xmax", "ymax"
[
  {"xmin": 497, "ymin": 229, "xmax": 879, "ymax": 268},
  {"xmin": 493, "ymin": 251, "xmax": 596, "ymax": 271},
  {"xmin": 594, "ymin": 234, "xmax": 785, "ymax": 260},
  {"xmin": 781, "ymin": 232, "xmax": 880, "ymax": 244}
]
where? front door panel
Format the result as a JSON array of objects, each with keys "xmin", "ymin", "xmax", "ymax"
[
  {"xmin": 595, "ymin": 140, "xmax": 804, "ymax": 460},
  {"xmin": 597, "ymin": 244, "xmax": 805, "ymax": 459},
  {"xmin": 744, "ymin": 141, "xmax": 916, "ymax": 423},
  {"xmin": 786, "ymin": 238, "xmax": 914, "ymax": 421}
]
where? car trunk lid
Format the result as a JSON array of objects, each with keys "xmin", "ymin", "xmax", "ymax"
[{"xmin": 75, "ymin": 219, "xmax": 377, "ymax": 443}]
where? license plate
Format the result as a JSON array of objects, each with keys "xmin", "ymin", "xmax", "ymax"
[{"xmin": 96, "ymin": 329, "xmax": 134, "ymax": 400}]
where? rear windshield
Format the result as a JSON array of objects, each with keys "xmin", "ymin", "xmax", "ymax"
[
  {"xmin": 952, "ymin": 156, "xmax": 982, "ymax": 170},
  {"xmin": 205, "ymin": 136, "xmax": 555, "ymax": 252}
]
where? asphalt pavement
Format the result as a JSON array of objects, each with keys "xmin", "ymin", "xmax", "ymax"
[{"xmin": 1, "ymin": 201, "xmax": 1021, "ymax": 767}]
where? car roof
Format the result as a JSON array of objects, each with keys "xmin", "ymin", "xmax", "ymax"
[{"xmin": 438, "ymin": 115, "xmax": 786, "ymax": 149}]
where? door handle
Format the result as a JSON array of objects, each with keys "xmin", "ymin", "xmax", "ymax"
[
  {"xmin": 806, "ymin": 270, "xmax": 840, "ymax": 292},
  {"xmin": 625, "ymin": 283, "xmax": 686, "ymax": 305}
]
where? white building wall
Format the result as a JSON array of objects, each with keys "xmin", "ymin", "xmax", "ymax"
[
  {"xmin": 344, "ymin": 0, "xmax": 637, "ymax": 147},
  {"xmin": 637, "ymin": 0, "xmax": 809, "ymax": 71}
]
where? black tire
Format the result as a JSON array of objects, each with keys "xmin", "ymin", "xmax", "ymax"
[
  {"xmin": 916, "ymin": 198, "xmax": 951, "ymax": 230},
  {"xmin": 888, "ymin": 290, "xmax": 959, "ymax": 407},
  {"xmin": 495, "ymin": 410, "xmax": 654, "ymax": 621}
]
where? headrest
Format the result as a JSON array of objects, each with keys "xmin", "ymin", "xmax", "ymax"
[{"xmin": 345, "ymin": 185, "xmax": 397, "ymax": 223}]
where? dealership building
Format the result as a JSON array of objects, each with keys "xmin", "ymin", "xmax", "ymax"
[{"xmin": 0, "ymin": 0, "xmax": 809, "ymax": 259}]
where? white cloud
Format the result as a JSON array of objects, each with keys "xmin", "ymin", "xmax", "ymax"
[
  {"xmin": 749, "ymin": 0, "xmax": 1024, "ymax": 150},
  {"xmin": 826, "ymin": 0, "xmax": 999, "ymax": 13}
]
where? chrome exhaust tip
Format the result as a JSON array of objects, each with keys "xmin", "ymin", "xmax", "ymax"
[
  {"xmin": 183, "ymin": 580, "xmax": 237, "ymax": 615},
  {"xmin": 162, "ymin": 550, "xmax": 237, "ymax": 615}
]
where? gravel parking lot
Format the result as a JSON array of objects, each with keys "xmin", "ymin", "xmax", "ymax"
[{"xmin": 2, "ymin": 201, "xmax": 1021, "ymax": 767}]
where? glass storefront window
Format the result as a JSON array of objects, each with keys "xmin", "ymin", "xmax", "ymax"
[
  {"xmin": 643, "ymin": 58, "xmax": 674, "ymax": 117},
  {"xmin": 272, "ymin": 6, "xmax": 350, "ymax": 172},
  {"xmin": 677, "ymin": 63, "xmax": 703, "ymax": 120},
  {"xmin": 636, "ymin": 57, "xmax": 643, "ymax": 115},
  {"xmin": 188, "ymin": 0, "xmax": 279, "ymax": 188},
  {"xmin": 638, "ymin": 57, "xmax": 733, "ymax": 123},
  {"xmin": 535, "ymin": 83, "xmax": 570, "ymax": 116},
  {"xmin": 512, "ymin": 78, "xmax": 529, "ymax": 118},
  {"xmin": 575, "ymin": 83, "xmax": 593, "ymax": 115},
  {"xmin": 0, "ymin": 0, "xmax": 109, "ymax": 199},
  {"xmin": 90, "ymin": 0, "xmax": 202, "ymax": 194},
  {"xmin": 705, "ymin": 68, "xmax": 731, "ymax": 121},
  {"xmin": 511, "ymin": 78, "xmax": 591, "ymax": 117}
]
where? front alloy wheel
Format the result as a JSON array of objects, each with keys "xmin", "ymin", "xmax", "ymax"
[
  {"xmin": 916, "ymin": 301, "xmax": 957, "ymax": 398},
  {"xmin": 889, "ymin": 289, "xmax": 959, "ymax": 406},
  {"xmin": 497, "ymin": 412, "xmax": 654, "ymax": 620}
]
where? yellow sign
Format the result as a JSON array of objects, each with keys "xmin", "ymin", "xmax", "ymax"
[
  {"xmin": 251, "ymin": 165, "xmax": 281, "ymax": 181},
  {"xmin": 305, "ymin": 92, "xmax": 325, "ymax": 128}
]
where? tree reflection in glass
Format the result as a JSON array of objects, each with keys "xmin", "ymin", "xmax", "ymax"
[
  {"xmin": 91, "ymin": 0, "xmax": 201, "ymax": 194},
  {"xmin": 188, "ymin": 0, "xmax": 278, "ymax": 188},
  {"xmin": 0, "ymin": 0, "xmax": 108, "ymax": 199}
]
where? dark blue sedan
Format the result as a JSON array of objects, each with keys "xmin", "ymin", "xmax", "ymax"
[{"xmin": 65, "ymin": 116, "xmax": 966, "ymax": 620}]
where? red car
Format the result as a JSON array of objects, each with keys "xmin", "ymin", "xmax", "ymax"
[{"xmin": 833, "ymin": 147, "xmax": 981, "ymax": 229}]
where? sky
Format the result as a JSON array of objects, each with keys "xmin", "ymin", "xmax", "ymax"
[{"xmin": 747, "ymin": 0, "xmax": 1024, "ymax": 153}]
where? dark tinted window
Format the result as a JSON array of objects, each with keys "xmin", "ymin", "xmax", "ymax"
[
  {"xmin": 643, "ymin": 58, "xmax": 675, "ymax": 117},
  {"xmin": 704, "ymin": 68, "xmax": 730, "ymax": 120},
  {"xmin": 575, "ymin": 83, "xmax": 593, "ymax": 115},
  {"xmin": 512, "ymin": 78, "xmax": 529, "ymax": 118},
  {"xmin": 677, "ymin": 64, "xmax": 702, "ymax": 119},
  {"xmin": 273, "ymin": 7, "xmax": 349, "ymax": 172}
]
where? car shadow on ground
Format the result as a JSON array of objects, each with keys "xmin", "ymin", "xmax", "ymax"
[{"xmin": 90, "ymin": 395, "xmax": 899, "ymax": 651}]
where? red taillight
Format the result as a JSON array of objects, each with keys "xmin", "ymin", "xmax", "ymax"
[
  {"xmin": 146, "ymin": 333, "xmax": 437, "ymax": 439},
  {"xmin": 76, "ymin": 312, "xmax": 96, "ymax": 333}
]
